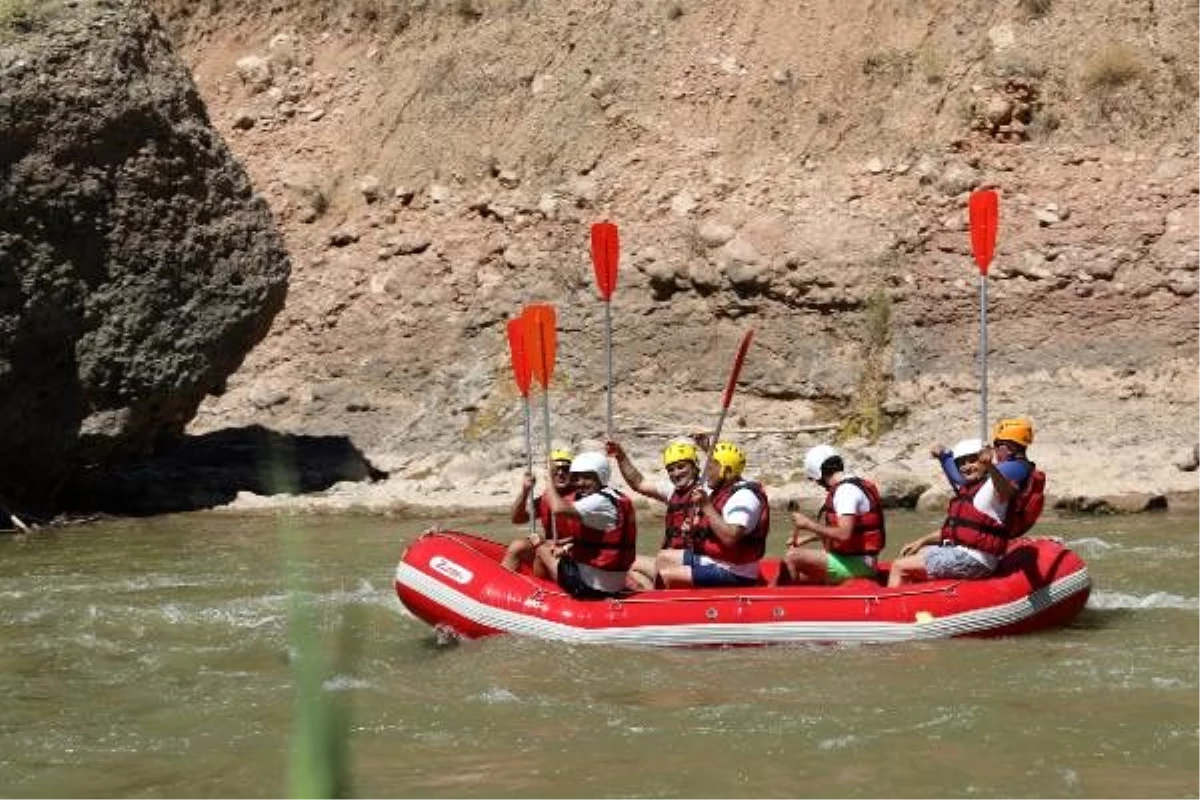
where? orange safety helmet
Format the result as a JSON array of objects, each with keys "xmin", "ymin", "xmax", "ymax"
[{"xmin": 992, "ymin": 417, "xmax": 1034, "ymax": 448}]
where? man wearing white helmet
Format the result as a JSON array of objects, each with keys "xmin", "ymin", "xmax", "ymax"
[
  {"xmin": 773, "ymin": 444, "xmax": 886, "ymax": 586},
  {"xmin": 607, "ymin": 436, "xmax": 703, "ymax": 589},
  {"xmin": 527, "ymin": 450, "xmax": 640, "ymax": 599},
  {"xmin": 888, "ymin": 436, "xmax": 1018, "ymax": 587},
  {"xmin": 655, "ymin": 441, "xmax": 771, "ymax": 588}
]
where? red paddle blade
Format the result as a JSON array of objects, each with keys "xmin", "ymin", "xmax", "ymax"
[
  {"xmin": 522, "ymin": 303, "xmax": 557, "ymax": 388},
  {"xmin": 590, "ymin": 222, "xmax": 620, "ymax": 300},
  {"xmin": 721, "ymin": 329, "xmax": 755, "ymax": 409},
  {"xmin": 506, "ymin": 317, "xmax": 532, "ymax": 397},
  {"xmin": 969, "ymin": 189, "xmax": 999, "ymax": 275}
]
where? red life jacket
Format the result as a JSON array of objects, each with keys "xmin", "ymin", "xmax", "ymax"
[
  {"xmin": 567, "ymin": 488, "xmax": 638, "ymax": 572},
  {"xmin": 661, "ymin": 485, "xmax": 696, "ymax": 549},
  {"xmin": 694, "ymin": 480, "xmax": 770, "ymax": 565},
  {"xmin": 819, "ymin": 477, "xmax": 886, "ymax": 556},
  {"xmin": 940, "ymin": 480, "xmax": 1012, "ymax": 556},
  {"xmin": 535, "ymin": 491, "xmax": 583, "ymax": 541},
  {"xmin": 1005, "ymin": 464, "xmax": 1046, "ymax": 536}
]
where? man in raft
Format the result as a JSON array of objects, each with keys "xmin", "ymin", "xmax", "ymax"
[
  {"xmin": 654, "ymin": 441, "xmax": 770, "ymax": 588},
  {"xmin": 501, "ymin": 446, "xmax": 575, "ymax": 574},
  {"xmin": 527, "ymin": 451, "xmax": 639, "ymax": 600},
  {"xmin": 606, "ymin": 436, "xmax": 703, "ymax": 590},
  {"xmin": 888, "ymin": 418, "xmax": 1045, "ymax": 586},
  {"xmin": 773, "ymin": 444, "xmax": 886, "ymax": 586}
]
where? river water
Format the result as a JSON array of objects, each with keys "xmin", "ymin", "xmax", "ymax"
[{"xmin": 1, "ymin": 509, "xmax": 1196, "ymax": 798}]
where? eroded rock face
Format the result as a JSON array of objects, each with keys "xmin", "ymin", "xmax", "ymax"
[{"xmin": 0, "ymin": 0, "xmax": 289, "ymax": 509}]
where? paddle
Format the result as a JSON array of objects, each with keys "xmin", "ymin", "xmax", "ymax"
[
  {"xmin": 522, "ymin": 302, "xmax": 559, "ymax": 542},
  {"xmin": 506, "ymin": 317, "xmax": 536, "ymax": 534},
  {"xmin": 699, "ymin": 328, "xmax": 755, "ymax": 477},
  {"xmin": 969, "ymin": 189, "xmax": 999, "ymax": 443},
  {"xmin": 1, "ymin": 499, "xmax": 31, "ymax": 534},
  {"xmin": 590, "ymin": 221, "xmax": 620, "ymax": 439}
]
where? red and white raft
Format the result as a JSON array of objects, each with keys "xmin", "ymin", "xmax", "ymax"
[{"xmin": 394, "ymin": 530, "xmax": 1092, "ymax": 647}]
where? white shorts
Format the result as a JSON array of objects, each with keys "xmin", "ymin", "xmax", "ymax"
[{"xmin": 925, "ymin": 544, "xmax": 997, "ymax": 579}]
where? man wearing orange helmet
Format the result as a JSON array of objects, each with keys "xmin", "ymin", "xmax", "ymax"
[
  {"xmin": 654, "ymin": 441, "xmax": 771, "ymax": 588},
  {"xmin": 888, "ymin": 417, "xmax": 1044, "ymax": 587},
  {"xmin": 989, "ymin": 417, "xmax": 1036, "ymax": 479}
]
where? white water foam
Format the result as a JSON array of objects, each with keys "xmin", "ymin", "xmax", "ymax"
[
  {"xmin": 323, "ymin": 674, "xmax": 375, "ymax": 691},
  {"xmin": 1087, "ymin": 590, "xmax": 1198, "ymax": 611},
  {"xmin": 1067, "ymin": 537, "xmax": 1116, "ymax": 555},
  {"xmin": 1068, "ymin": 536, "xmax": 1198, "ymax": 560}
]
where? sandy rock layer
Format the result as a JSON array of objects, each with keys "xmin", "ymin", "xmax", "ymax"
[{"xmin": 89, "ymin": 0, "xmax": 1200, "ymax": 515}]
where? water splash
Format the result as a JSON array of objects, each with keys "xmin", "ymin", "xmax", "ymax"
[{"xmin": 1088, "ymin": 591, "xmax": 1198, "ymax": 611}]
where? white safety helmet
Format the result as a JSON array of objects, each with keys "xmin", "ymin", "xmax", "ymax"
[
  {"xmin": 951, "ymin": 438, "xmax": 984, "ymax": 460},
  {"xmin": 569, "ymin": 451, "xmax": 610, "ymax": 485},
  {"xmin": 803, "ymin": 444, "xmax": 841, "ymax": 481}
]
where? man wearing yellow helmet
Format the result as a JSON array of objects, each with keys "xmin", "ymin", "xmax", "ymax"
[
  {"xmin": 607, "ymin": 436, "xmax": 703, "ymax": 589},
  {"xmin": 654, "ymin": 440, "xmax": 771, "ymax": 588},
  {"xmin": 501, "ymin": 447, "xmax": 576, "ymax": 574}
]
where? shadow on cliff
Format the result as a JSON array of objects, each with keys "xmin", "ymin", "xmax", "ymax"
[{"xmin": 62, "ymin": 425, "xmax": 389, "ymax": 516}]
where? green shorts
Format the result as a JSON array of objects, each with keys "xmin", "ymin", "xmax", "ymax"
[{"xmin": 825, "ymin": 553, "xmax": 878, "ymax": 584}]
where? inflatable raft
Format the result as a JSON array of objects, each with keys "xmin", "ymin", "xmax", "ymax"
[{"xmin": 394, "ymin": 530, "xmax": 1091, "ymax": 647}]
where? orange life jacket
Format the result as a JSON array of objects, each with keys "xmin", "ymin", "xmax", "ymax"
[
  {"xmin": 694, "ymin": 480, "xmax": 770, "ymax": 565},
  {"xmin": 819, "ymin": 477, "xmax": 886, "ymax": 557},
  {"xmin": 567, "ymin": 488, "xmax": 638, "ymax": 572}
]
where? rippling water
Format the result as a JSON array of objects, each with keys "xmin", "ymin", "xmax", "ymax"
[{"xmin": 0, "ymin": 510, "xmax": 1195, "ymax": 798}]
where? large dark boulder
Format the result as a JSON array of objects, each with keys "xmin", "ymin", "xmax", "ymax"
[{"xmin": 0, "ymin": 0, "xmax": 289, "ymax": 511}]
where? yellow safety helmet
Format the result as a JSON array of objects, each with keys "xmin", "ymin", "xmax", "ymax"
[
  {"xmin": 549, "ymin": 447, "xmax": 574, "ymax": 464},
  {"xmin": 662, "ymin": 438, "xmax": 699, "ymax": 468},
  {"xmin": 710, "ymin": 441, "xmax": 746, "ymax": 479},
  {"xmin": 992, "ymin": 417, "xmax": 1034, "ymax": 448}
]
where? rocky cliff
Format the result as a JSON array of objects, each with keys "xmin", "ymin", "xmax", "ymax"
[
  {"xmin": 6, "ymin": 0, "xmax": 1198, "ymax": 517},
  {"xmin": 0, "ymin": 0, "xmax": 290, "ymax": 511},
  {"xmin": 153, "ymin": 0, "xmax": 1197, "ymax": 512}
]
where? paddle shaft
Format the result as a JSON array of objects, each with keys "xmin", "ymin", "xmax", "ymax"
[
  {"xmin": 520, "ymin": 302, "xmax": 558, "ymax": 542},
  {"xmin": 522, "ymin": 396, "xmax": 535, "ymax": 534},
  {"xmin": 604, "ymin": 300, "xmax": 614, "ymax": 440},
  {"xmin": 540, "ymin": 389, "xmax": 557, "ymax": 543},
  {"xmin": 699, "ymin": 330, "xmax": 754, "ymax": 483},
  {"xmin": 979, "ymin": 274, "xmax": 989, "ymax": 444},
  {"xmin": 3, "ymin": 504, "xmax": 31, "ymax": 533},
  {"xmin": 698, "ymin": 405, "xmax": 732, "ymax": 484}
]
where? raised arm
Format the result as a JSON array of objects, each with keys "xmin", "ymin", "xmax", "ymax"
[
  {"xmin": 977, "ymin": 447, "xmax": 1019, "ymax": 502},
  {"xmin": 542, "ymin": 463, "xmax": 580, "ymax": 519},
  {"xmin": 510, "ymin": 472, "xmax": 535, "ymax": 524},
  {"xmin": 932, "ymin": 444, "xmax": 966, "ymax": 488},
  {"xmin": 607, "ymin": 440, "xmax": 668, "ymax": 502}
]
